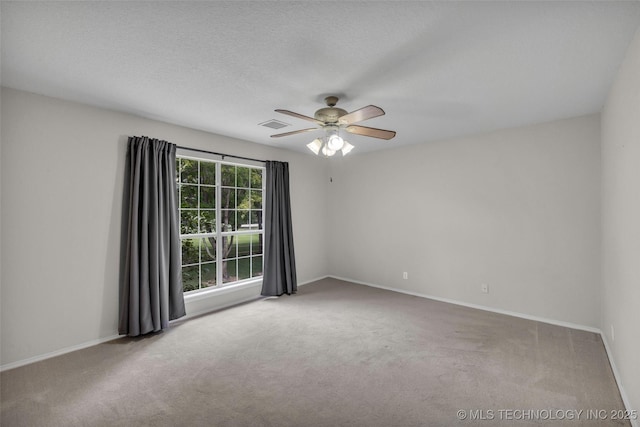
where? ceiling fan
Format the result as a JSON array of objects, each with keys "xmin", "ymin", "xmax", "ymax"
[{"xmin": 270, "ymin": 96, "xmax": 396, "ymax": 156}]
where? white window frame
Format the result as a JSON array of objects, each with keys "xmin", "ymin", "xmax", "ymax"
[{"xmin": 177, "ymin": 149, "xmax": 265, "ymax": 295}]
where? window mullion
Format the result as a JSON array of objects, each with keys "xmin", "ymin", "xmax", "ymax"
[
  {"xmin": 197, "ymin": 161, "xmax": 202, "ymax": 290},
  {"xmin": 215, "ymin": 162, "xmax": 223, "ymax": 287}
]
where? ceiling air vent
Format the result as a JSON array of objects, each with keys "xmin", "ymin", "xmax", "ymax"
[{"xmin": 259, "ymin": 119, "xmax": 290, "ymax": 130}]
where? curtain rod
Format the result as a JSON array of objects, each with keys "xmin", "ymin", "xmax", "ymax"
[{"xmin": 176, "ymin": 145, "xmax": 267, "ymax": 164}]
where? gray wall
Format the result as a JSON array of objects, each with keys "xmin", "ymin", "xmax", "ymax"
[
  {"xmin": 327, "ymin": 115, "xmax": 602, "ymax": 328},
  {"xmin": 601, "ymin": 25, "xmax": 640, "ymax": 418},
  {"xmin": 0, "ymin": 88, "xmax": 328, "ymax": 366},
  {"xmin": 3, "ymin": 65, "xmax": 637, "ymax": 418}
]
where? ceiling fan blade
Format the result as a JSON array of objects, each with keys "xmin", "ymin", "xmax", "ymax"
[
  {"xmin": 338, "ymin": 105, "xmax": 385, "ymax": 125},
  {"xmin": 270, "ymin": 128, "xmax": 318, "ymax": 138},
  {"xmin": 345, "ymin": 125, "xmax": 396, "ymax": 140},
  {"xmin": 275, "ymin": 109, "xmax": 324, "ymax": 125}
]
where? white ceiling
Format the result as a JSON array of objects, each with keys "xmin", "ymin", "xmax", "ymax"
[{"xmin": 2, "ymin": 1, "xmax": 640, "ymax": 155}]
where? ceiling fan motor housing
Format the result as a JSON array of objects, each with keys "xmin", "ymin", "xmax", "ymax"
[
  {"xmin": 314, "ymin": 107, "xmax": 348, "ymax": 124},
  {"xmin": 313, "ymin": 95, "xmax": 347, "ymax": 124}
]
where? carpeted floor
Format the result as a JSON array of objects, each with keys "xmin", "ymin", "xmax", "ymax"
[{"xmin": 0, "ymin": 278, "xmax": 630, "ymax": 426}]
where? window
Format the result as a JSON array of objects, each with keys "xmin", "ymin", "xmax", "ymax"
[{"xmin": 177, "ymin": 155, "xmax": 264, "ymax": 293}]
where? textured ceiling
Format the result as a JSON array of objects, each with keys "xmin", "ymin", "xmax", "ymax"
[{"xmin": 2, "ymin": 1, "xmax": 640, "ymax": 155}]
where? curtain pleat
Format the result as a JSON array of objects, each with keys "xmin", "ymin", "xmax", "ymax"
[
  {"xmin": 119, "ymin": 136, "xmax": 186, "ymax": 336},
  {"xmin": 261, "ymin": 161, "xmax": 297, "ymax": 296}
]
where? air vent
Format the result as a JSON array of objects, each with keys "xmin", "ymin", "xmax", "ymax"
[{"xmin": 259, "ymin": 119, "xmax": 290, "ymax": 130}]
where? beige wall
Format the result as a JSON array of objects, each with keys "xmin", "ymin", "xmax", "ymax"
[
  {"xmin": 328, "ymin": 115, "xmax": 602, "ymax": 327},
  {"xmin": 0, "ymin": 87, "xmax": 328, "ymax": 366},
  {"xmin": 601, "ymin": 26, "xmax": 640, "ymax": 417}
]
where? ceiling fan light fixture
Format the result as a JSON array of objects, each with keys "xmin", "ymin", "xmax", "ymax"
[
  {"xmin": 327, "ymin": 134, "xmax": 344, "ymax": 151},
  {"xmin": 307, "ymin": 138, "xmax": 323, "ymax": 155},
  {"xmin": 321, "ymin": 144, "xmax": 336, "ymax": 157},
  {"xmin": 341, "ymin": 141, "xmax": 354, "ymax": 156}
]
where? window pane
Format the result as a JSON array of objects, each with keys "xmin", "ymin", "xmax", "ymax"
[
  {"xmin": 250, "ymin": 211, "xmax": 262, "ymax": 227},
  {"xmin": 252, "ymin": 256, "xmax": 263, "ymax": 277},
  {"xmin": 221, "ymin": 165, "xmax": 235, "ymax": 186},
  {"xmin": 180, "ymin": 159, "xmax": 198, "ymax": 183},
  {"xmin": 237, "ymin": 167, "xmax": 250, "ymax": 188},
  {"xmin": 200, "ymin": 186, "xmax": 215, "ymax": 209},
  {"xmin": 201, "ymin": 262, "xmax": 217, "ymax": 288},
  {"xmin": 201, "ymin": 237, "xmax": 216, "ymax": 262},
  {"xmin": 221, "ymin": 188, "xmax": 236, "ymax": 209},
  {"xmin": 237, "ymin": 233, "xmax": 251, "ymax": 257},
  {"xmin": 238, "ymin": 210, "xmax": 250, "ymax": 227},
  {"xmin": 237, "ymin": 189, "xmax": 249, "ymax": 209},
  {"xmin": 221, "ymin": 210, "xmax": 236, "ymax": 231},
  {"xmin": 181, "ymin": 238, "xmax": 199, "ymax": 265},
  {"xmin": 181, "ymin": 210, "xmax": 198, "ymax": 235},
  {"xmin": 251, "ymin": 169, "xmax": 262, "ymax": 189},
  {"xmin": 222, "ymin": 259, "xmax": 237, "ymax": 284},
  {"xmin": 250, "ymin": 233, "xmax": 263, "ymax": 255},
  {"xmin": 200, "ymin": 162, "xmax": 216, "ymax": 185},
  {"xmin": 180, "ymin": 184, "xmax": 198, "ymax": 209},
  {"xmin": 222, "ymin": 236, "xmax": 237, "ymax": 259},
  {"xmin": 251, "ymin": 190, "xmax": 262, "ymax": 209},
  {"xmin": 182, "ymin": 265, "xmax": 200, "ymax": 292},
  {"xmin": 238, "ymin": 258, "xmax": 251, "ymax": 280},
  {"xmin": 200, "ymin": 210, "xmax": 215, "ymax": 233}
]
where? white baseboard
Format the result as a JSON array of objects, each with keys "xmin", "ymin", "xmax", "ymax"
[
  {"xmin": 601, "ymin": 335, "xmax": 639, "ymax": 427},
  {"xmin": 0, "ymin": 334, "xmax": 122, "ymax": 372},
  {"xmin": 328, "ymin": 275, "xmax": 637, "ymax": 422},
  {"xmin": 328, "ymin": 275, "xmax": 601, "ymax": 333},
  {"xmin": 1, "ymin": 276, "xmax": 329, "ymax": 372},
  {"xmin": 298, "ymin": 275, "xmax": 329, "ymax": 287}
]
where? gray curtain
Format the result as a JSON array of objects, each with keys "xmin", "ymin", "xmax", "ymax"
[
  {"xmin": 262, "ymin": 161, "xmax": 297, "ymax": 296},
  {"xmin": 119, "ymin": 136, "xmax": 186, "ymax": 336}
]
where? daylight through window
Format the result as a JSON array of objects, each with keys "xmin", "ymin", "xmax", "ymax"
[{"xmin": 177, "ymin": 156, "xmax": 264, "ymax": 293}]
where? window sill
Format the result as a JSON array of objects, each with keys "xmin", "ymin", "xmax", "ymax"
[{"xmin": 183, "ymin": 278, "xmax": 263, "ymax": 303}]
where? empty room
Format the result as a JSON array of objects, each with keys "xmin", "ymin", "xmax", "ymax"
[{"xmin": 1, "ymin": 1, "xmax": 639, "ymax": 426}]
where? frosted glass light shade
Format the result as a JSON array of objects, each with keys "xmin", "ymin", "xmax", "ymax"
[
  {"xmin": 327, "ymin": 134, "xmax": 345, "ymax": 151},
  {"xmin": 308, "ymin": 135, "xmax": 353, "ymax": 157},
  {"xmin": 306, "ymin": 138, "xmax": 323, "ymax": 155},
  {"xmin": 341, "ymin": 141, "xmax": 354, "ymax": 156},
  {"xmin": 321, "ymin": 145, "xmax": 336, "ymax": 157}
]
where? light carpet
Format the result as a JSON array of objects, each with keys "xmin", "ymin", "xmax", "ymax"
[{"xmin": 0, "ymin": 278, "xmax": 629, "ymax": 426}]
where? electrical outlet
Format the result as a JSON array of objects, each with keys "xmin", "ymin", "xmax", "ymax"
[
  {"xmin": 402, "ymin": 272, "xmax": 408, "ymax": 280},
  {"xmin": 611, "ymin": 325, "xmax": 615, "ymax": 342},
  {"xmin": 481, "ymin": 284, "xmax": 489, "ymax": 294}
]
